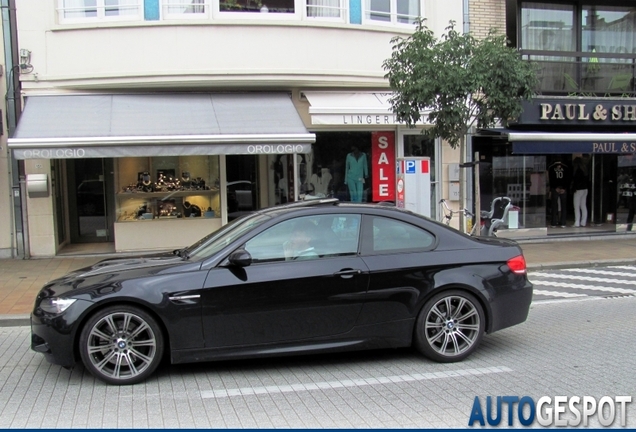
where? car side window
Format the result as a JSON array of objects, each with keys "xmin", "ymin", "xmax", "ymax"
[
  {"xmin": 368, "ymin": 216, "xmax": 434, "ymax": 253},
  {"xmin": 244, "ymin": 214, "xmax": 361, "ymax": 263}
]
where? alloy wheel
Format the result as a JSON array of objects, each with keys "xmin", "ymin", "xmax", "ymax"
[{"xmin": 80, "ymin": 306, "xmax": 163, "ymax": 385}]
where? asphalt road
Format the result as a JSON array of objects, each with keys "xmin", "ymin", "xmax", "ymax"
[{"xmin": 1, "ymin": 274, "xmax": 634, "ymax": 428}]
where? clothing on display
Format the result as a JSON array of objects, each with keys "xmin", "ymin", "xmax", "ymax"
[
  {"xmin": 548, "ymin": 161, "xmax": 569, "ymax": 227},
  {"xmin": 345, "ymin": 149, "xmax": 368, "ymax": 202},
  {"xmin": 310, "ymin": 168, "xmax": 333, "ymax": 197}
]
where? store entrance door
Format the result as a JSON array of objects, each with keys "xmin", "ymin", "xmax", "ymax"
[
  {"xmin": 226, "ymin": 155, "xmax": 259, "ymax": 221},
  {"xmin": 67, "ymin": 158, "xmax": 115, "ymax": 243},
  {"xmin": 590, "ymin": 154, "xmax": 618, "ymax": 228}
]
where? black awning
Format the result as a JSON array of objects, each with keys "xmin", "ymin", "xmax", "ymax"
[{"xmin": 479, "ymin": 128, "xmax": 636, "ymax": 154}]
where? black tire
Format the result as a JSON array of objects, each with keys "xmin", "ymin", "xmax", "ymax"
[
  {"xmin": 79, "ymin": 305, "xmax": 164, "ymax": 385},
  {"xmin": 414, "ymin": 290, "xmax": 485, "ymax": 363}
]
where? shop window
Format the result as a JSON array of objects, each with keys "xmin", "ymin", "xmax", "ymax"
[
  {"xmin": 475, "ymin": 139, "xmax": 547, "ymax": 230},
  {"xmin": 297, "ymin": 132, "xmax": 376, "ymax": 203},
  {"xmin": 115, "ymin": 155, "xmax": 220, "ymax": 222},
  {"xmin": 58, "ymin": 0, "xmax": 142, "ymax": 22},
  {"xmin": 365, "ymin": 0, "xmax": 419, "ymax": 25}
]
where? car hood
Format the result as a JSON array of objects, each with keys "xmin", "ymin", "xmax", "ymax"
[
  {"xmin": 75, "ymin": 253, "xmax": 187, "ymax": 278},
  {"xmin": 42, "ymin": 252, "xmax": 198, "ymax": 296}
]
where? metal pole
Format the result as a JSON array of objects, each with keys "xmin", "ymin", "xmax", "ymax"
[{"xmin": 474, "ymin": 152, "xmax": 481, "ymax": 235}]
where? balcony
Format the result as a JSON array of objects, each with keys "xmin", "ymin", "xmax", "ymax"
[{"xmin": 521, "ymin": 50, "xmax": 636, "ymax": 98}]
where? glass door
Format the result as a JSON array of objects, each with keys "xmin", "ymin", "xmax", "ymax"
[
  {"xmin": 68, "ymin": 158, "xmax": 114, "ymax": 243},
  {"xmin": 590, "ymin": 154, "xmax": 617, "ymax": 230},
  {"xmin": 226, "ymin": 155, "xmax": 259, "ymax": 221}
]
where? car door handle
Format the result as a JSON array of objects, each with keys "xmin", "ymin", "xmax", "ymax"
[{"xmin": 334, "ymin": 269, "xmax": 362, "ymax": 278}]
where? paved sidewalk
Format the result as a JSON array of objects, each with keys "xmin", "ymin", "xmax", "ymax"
[{"xmin": 1, "ymin": 235, "xmax": 635, "ymax": 325}]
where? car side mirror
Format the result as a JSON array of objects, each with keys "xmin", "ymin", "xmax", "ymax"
[{"xmin": 228, "ymin": 249, "xmax": 252, "ymax": 267}]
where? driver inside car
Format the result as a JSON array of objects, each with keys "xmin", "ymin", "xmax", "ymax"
[{"xmin": 283, "ymin": 219, "xmax": 319, "ymax": 261}]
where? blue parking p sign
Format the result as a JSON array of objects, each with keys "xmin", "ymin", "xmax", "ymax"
[{"xmin": 405, "ymin": 160, "xmax": 416, "ymax": 174}]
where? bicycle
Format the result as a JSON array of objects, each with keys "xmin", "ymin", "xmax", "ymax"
[{"xmin": 439, "ymin": 199, "xmax": 479, "ymax": 236}]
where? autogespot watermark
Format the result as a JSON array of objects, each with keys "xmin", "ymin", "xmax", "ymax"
[{"xmin": 468, "ymin": 396, "xmax": 632, "ymax": 427}]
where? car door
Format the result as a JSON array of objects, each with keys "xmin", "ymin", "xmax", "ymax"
[
  {"xmin": 356, "ymin": 214, "xmax": 438, "ymax": 326},
  {"xmin": 201, "ymin": 213, "xmax": 370, "ymax": 348}
]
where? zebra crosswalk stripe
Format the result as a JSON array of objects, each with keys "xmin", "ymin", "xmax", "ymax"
[
  {"xmin": 552, "ymin": 268, "xmax": 636, "ymax": 277},
  {"xmin": 531, "ymin": 280, "xmax": 636, "ymax": 294},
  {"xmin": 533, "ymin": 289, "xmax": 588, "ymax": 298},
  {"xmin": 530, "ymin": 272, "xmax": 636, "ymax": 286}
]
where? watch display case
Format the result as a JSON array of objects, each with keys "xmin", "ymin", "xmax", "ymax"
[{"xmin": 115, "ymin": 156, "xmax": 221, "ymax": 222}]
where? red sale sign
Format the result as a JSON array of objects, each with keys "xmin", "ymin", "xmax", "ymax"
[{"xmin": 371, "ymin": 132, "xmax": 395, "ymax": 202}]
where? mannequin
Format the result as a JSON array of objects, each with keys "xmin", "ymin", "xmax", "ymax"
[
  {"xmin": 181, "ymin": 171, "xmax": 191, "ymax": 188},
  {"xmin": 345, "ymin": 146, "xmax": 368, "ymax": 202},
  {"xmin": 183, "ymin": 201, "xmax": 201, "ymax": 217},
  {"xmin": 138, "ymin": 172, "xmax": 153, "ymax": 192},
  {"xmin": 548, "ymin": 160, "xmax": 569, "ymax": 227},
  {"xmin": 310, "ymin": 165, "xmax": 333, "ymax": 197}
]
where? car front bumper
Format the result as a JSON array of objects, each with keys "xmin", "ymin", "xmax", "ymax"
[{"xmin": 30, "ymin": 299, "xmax": 93, "ymax": 368}]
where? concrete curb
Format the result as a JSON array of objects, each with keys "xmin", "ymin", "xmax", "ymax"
[{"xmin": 0, "ymin": 314, "xmax": 30, "ymax": 328}]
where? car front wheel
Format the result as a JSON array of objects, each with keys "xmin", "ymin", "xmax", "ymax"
[
  {"xmin": 414, "ymin": 290, "xmax": 485, "ymax": 363},
  {"xmin": 79, "ymin": 305, "xmax": 164, "ymax": 385}
]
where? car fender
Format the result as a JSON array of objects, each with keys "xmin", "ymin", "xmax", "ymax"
[{"xmin": 421, "ymin": 265, "xmax": 494, "ymax": 332}]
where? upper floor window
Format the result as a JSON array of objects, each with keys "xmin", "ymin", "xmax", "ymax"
[
  {"xmin": 57, "ymin": 0, "xmax": 421, "ymax": 24},
  {"xmin": 163, "ymin": 0, "xmax": 207, "ymax": 17},
  {"xmin": 220, "ymin": 0, "xmax": 294, "ymax": 13},
  {"xmin": 306, "ymin": 0, "xmax": 345, "ymax": 19},
  {"xmin": 366, "ymin": 0, "xmax": 419, "ymax": 25},
  {"xmin": 520, "ymin": 3, "xmax": 575, "ymax": 52},
  {"xmin": 58, "ymin": 0, "xmax": 142, "ymax": 22},
  {"xmin": 582, "ymin": 6, "xmax": 636, "ymax": 56},
  {"xmin": 520, "ymin": 2, "xmax": 636, "ymax": 96}
]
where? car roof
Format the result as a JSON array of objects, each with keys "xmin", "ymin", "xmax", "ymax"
[{"xmin": 253, "ymin": 198, "xmax": 415, "ymax": 219}]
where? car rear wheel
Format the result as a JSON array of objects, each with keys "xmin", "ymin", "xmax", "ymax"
[
  {"xmin": 414, "ymin": 290, "xmax": 485, "ymax": 363},
  {"xmin": 79, "ymin": 305, "xmax": 164, "ymax": 385}
]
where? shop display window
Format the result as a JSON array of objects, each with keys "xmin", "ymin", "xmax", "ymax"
[
  {"xmin": 115, "ymin": 156, "xmax": 220, "ymax": 222},
  {"xmin": 293, "ymin": 132, "xmax": 374, "ymax": 203},
  {"xmin": 475, "ymin": 139, "xmax": 547, "ymax": 230}
]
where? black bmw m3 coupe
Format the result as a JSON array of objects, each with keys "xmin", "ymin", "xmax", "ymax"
[{"xmin": 31, "ymin": 198, "xmax": 532, "ymax": 385}]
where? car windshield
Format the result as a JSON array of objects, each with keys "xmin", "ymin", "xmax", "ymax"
[{"xmin": 184, "ymin": 212, "xmax": 272, "ymax": 260}]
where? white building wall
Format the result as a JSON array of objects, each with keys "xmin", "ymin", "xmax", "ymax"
[
  {"xmin": 11, "ymin": 0, "xmax": 464, "ymax": 256},
  {"xmin": 14, "ymin": 0, "xmax": 463, "ymax": 91}
]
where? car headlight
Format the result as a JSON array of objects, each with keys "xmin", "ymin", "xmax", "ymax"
[{"xmin": 39, "ymin": 298, "xmax": 77, "ymax": 314}]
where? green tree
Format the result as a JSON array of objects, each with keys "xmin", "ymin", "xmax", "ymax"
[{"xmin": 383, "ymin": 20, "xmax": 538, "ymax": 231}]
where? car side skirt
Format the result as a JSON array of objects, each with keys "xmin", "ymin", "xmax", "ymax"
[{"xmin": 170, "ymin": 319, "xmax": 414, "ymax": 365}]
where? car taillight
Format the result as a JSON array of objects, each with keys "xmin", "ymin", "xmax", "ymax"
[{"xmin": 507, "ymin": 255, "xmax": 527, "ymax": 274}]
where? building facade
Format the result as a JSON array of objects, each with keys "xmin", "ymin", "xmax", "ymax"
[
  {"xmin": 1, "ymin": 2, "xmax": 17, "ymax": 259},
  {"xmin": 6, "ymin": 0, "xmax": 464, "ymax": 257},
  {"xmin": 471, "ymin": 0, "xmax": 636, "ymax": 237}
]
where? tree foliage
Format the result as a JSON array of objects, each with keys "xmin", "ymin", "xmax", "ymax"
[{"xmin": 383, "ymin": 20, "xmax": 538, "ymax": 149}]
